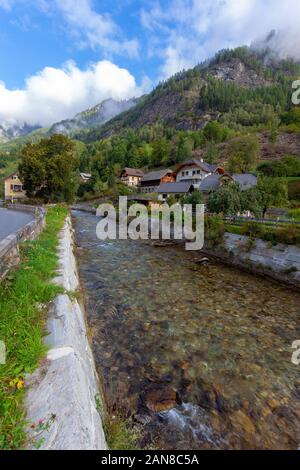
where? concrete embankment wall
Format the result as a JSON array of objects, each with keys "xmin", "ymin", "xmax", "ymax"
[
  {"xmin": 202, "ymin": 232, "xmax": 300, "ymax": 290},
  {"xmin": 25, "ymin": 217, "xmax": 107, "ymax": 450},
  {"xmin": 0, "ymin": 205, "xmax": 45, "ymax": 281}
]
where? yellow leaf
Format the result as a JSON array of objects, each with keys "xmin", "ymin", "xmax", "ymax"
[{"xmin": 17, "ymin": 380, "xmax": 24, "ymax": 390}]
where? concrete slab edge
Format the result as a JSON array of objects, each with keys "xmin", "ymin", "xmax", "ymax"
[{"xmin": 25, "ymin": 216, "xmax": 107, "ymax": 450}]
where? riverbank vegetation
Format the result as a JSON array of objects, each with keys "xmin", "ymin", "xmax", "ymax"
[
  {"xmin": 0, "ymin": 205, "xmax": 68, "ymax": 450},
  {"xmin": 225, "ymin": 219, "xmax": 300, "ymax": 247}
]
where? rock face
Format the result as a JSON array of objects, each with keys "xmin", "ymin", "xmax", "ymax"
[
  {"xmin": 260, "ymin": 132, "xmax": 300, "ymax": 160},
  {"xmin": 210, "ymin": 58, "xmax": 272, "ymax": 87},
  {"xmin": 48, "ymin": 98, "xmax": 138, "ymax": 136}
]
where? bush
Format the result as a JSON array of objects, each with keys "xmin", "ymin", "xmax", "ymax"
[
  {"xmin": 205, "ymin": 214, "xmax": 225, "ymax": 248},
  {"xmin": 241, "ymin": 221, "xmax": 265, "ymax": 238},
  {"xmin": 274, "ymin": 225, "xmax": 300, "ymax": 245},
  {"xmin": 181, "ymin": 190, "xmax": 204, "ymax": 207},
  {"xmin": 288, "ymin": 180, "xmax": 300, "ymax": 201}
]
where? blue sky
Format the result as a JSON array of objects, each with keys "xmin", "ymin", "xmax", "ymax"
[{"xmin": 0, "ymin": 0, "xmax": 299, "ymax": 127}]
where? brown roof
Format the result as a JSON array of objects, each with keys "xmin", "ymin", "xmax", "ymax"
[
  {"xmin": 141, "ymin": 169, "xmax": 173, "ymax": 183},
  {"xmin": 4, "ymin": 171, "xmax": 18, "ymax": 180},
  {"xmin": 120, "ymin": 167, "xmax": 144, "ymax": 177}
]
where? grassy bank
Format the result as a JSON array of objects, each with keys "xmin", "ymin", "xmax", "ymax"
[
  {"xmin": 0, "ymin": 205, "xmax": 68, "ymax": 450},
  {"xmin": 225, "ymin": 220, "xmax": 300, "ymax": 247}
]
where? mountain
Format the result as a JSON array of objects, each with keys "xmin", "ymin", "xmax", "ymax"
[
  {"xmin": 0, "ymin": 122, "xmax": 41, "ymax": 142},
  {"xmin": 48, "ymin": 98, "xmax": 138, "ymax": 136},
  {"xmin": 73, "ymin": 46, "xmax": 300, "ymax": 143}
]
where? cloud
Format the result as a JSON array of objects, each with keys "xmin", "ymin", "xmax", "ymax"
[
  {"xmin": 0, "ymin": 60, "xmax": 149, "ymax": 127},
  {"xmin": 52, "ymin": 0, "xmax": 139, "ymax": 58},
  {"xmin": 1, "ymin": 0, "xmax": 139, "ymax": 58},
  {"xmin": 0, "ymin": 0, "xmax": 13, "ymax": 10},
  {"xmin": 141, "ymin": 0, "xmax": 300, "ymax": 78}
]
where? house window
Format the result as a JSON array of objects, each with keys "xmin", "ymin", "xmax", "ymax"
[
  {"xmin": 12, "ymin": 175, "xmax": 18, "ymax": 180},
  {"xmin": 163, "ymin": 194, "xmax": 167, "ymax": 199},
  {"xmin": 182, "ymin": 172, "xmax": 185, "ymax": 176},
  {"xmin": 193, "ymin": 171, "xmax": 196, "ymax": 175},
  {"xmin": 197, "ymin": 170, "xmax": 201, "ymax": 174},
  {"xmin": 11, "ymin": 184, "xmax": 23, "ymax": 192}
]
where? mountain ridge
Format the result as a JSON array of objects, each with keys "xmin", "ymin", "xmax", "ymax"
[
  {"xmin": 48, "ymin": 98, "xmax": 139, "ymax": 136},
  {"xmin": 72, "ymin": 46, "xmax": 300, "ymax": 143}
]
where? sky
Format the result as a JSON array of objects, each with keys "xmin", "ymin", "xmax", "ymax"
[{"xmin": 0, "ymin": 0, "xmax": 299, "ymax": 128}]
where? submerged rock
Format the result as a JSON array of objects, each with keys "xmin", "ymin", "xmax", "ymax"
[
  {"xmin": 229, "ymin": 410, "xmax": 256, "ymax": 435},
  {"xmin": 143, "ymin": 386, "xmax": 182, "ymax": 413}
]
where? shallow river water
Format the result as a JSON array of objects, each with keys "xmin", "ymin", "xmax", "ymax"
[{"xmin": 73, "ymin": 210, "xmax": 300, "ymax": 450}]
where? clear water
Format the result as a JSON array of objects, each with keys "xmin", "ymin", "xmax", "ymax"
[{"xmin": 73, "ymin": 210, "xmax": 300, "ymax": 450}]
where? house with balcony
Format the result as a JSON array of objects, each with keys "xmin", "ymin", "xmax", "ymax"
[
  {"xmin": 4, "ymin": 172, "xmax": 26, "ymax": 202},
  {"xmin": 175, "ymin": 159, "xmax": 224, "ymax": 190},
  {"xmin": 120, "ymin": 168, "xmax": 144, "ymax": 187},
  {"xmin": 140, "ymin": 169, "xmax": 175, "ymax": 193}
]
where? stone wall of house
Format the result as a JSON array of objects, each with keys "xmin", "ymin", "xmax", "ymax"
[
  {"xmin": 0, "ymin": 205, "xmax": 46, "ymax": 281},
  {"xmin": 202, "ymin": 232, "xmax": 300, "ymax": 289}
]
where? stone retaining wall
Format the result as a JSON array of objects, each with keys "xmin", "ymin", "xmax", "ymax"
[
  {"xmin": 0, "ymin": 205, "xmax": 46, "ymax": 281},
  {"xmin": 202, "ymin": 232, "xmax": 300, "ymax": 290}
]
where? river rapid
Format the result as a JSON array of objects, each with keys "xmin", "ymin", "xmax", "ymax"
[{"xmin": 73, "ymin": 210, "xmax": 300, "ymax": 450}]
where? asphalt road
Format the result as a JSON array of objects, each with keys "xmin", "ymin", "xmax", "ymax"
[{"xmin": 0, "ymin": 208, "xmax": 34, "ymax": 241}]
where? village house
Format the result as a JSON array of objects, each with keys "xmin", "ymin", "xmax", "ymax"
[
  {"xmin": 175, "ymin": 159, "xmax": 224, "ymax": 190},
  {"xmin": 157, "ymin": 182, "xmax": 194, "ymax": 201},
  {"xmin": 4, "ymin": 172, "xmax": 26, "ymax": 202},
  {"xmin": 140, "ymin": 169, "xmax": 175, "ymax": 193},
  {"xmin": 199, "ymin": 173, "xmax": 257, "ymax": 193},
  {"xmin": 120, "ymin": 168, "xmax": 144, "ymax": 187}
]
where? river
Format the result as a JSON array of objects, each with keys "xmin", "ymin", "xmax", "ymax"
[{"xmin": 73, "ymin": 210, "xmax": 300, "ymax": 450}]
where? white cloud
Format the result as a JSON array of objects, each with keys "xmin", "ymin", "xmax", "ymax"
[
  {"xmin": 52, "ymin": 0, "xmax": 139, "ymax": 58},
  {"xmin": 0, "ymin": 0, "xmax": 13, "ymax": 10},
  {"xmin": 1, "ymin": 0, "xmax": 139, "ymax": 58},
  {"xmin": 142, "ymin": 0, "xmax": 300, "ymax": 78},
  {"xmin": 0, "ymin": 60, "xmax": 149, "ymax": 127}
]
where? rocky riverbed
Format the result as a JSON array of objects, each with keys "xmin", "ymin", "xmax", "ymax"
[{"xmin": 73, "ymin": 210, "xmax": 300, "ymax": 450}]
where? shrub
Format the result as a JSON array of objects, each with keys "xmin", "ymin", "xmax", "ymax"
[
  {"xmin": 275, "ymin": 224, "xmax": 300, "ymax": 245},
  {"xmin": 240, "ymin": 221, "xmax": 265, "ymax": 238},
  {"xmin": 205, "ymin": 214, "xmax": 225, "ymax": 248},
  {"xmin": 288, "ymin": 180, "xmax": 300, "ymax": 201}
]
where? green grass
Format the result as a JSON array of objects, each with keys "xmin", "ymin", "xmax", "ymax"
[
  {"xmin": 103, "ymin": 413, "xmax": 139, "ymax": 450},
  {"xmin": 0, "ymin": 205, "xmax": 68, "ymax": 450},
  {"xmin": 288, "ymin": 208, "xmax": 300, "ymax": 221}
]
